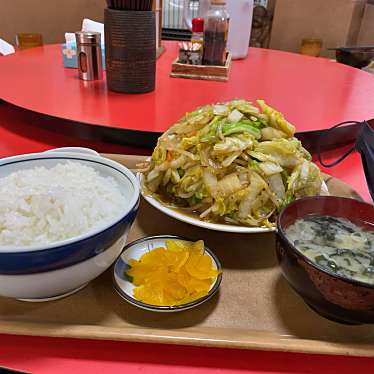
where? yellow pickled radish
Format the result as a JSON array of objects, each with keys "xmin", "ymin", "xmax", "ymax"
[
  {"xmin": 165, "ymin": 239, "xmax": 191, "ymax": 252},
  {"xmin": 176, "ymin": 266, "xmax": 191, "ymax": 287},
  {"xmin": 165, "ymin": 250, "xmax": 189, "ymax": 272},
  {"xmin": 126, "ymin": 240, "xmax": 220, "ymax": 306},
  {"xmin": 134, "ymin": 285, "xmax": 166, "ymax": 306},
  {"xmin": 185, "ymin": 253, "xmax": 217, "ymax": 280},
  {"xmin": 164, "ymin": 280, "xmax": 187, "ymax": 301},
  {"xmin": 177, "ymin": 291, "xmax": 209, "ymax": 305},
  {"xmin": 186, "ymin": 277, "xmax": 212, "ymax": 293},
  {"xmin": 191, "ymin": 240, "xmax": 205, "ymax": 254},
  {"xmin": 140, "ymin": 247, "xmax": 168, "ymax": 264},
  {"xmin": 127, "ymin": 263, "xmax": 160, "ymax": 286}
]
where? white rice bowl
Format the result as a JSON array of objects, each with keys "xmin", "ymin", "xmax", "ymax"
[{"xmin": 0, "ymin": 149, "xmax": 140, "ymax": 300}]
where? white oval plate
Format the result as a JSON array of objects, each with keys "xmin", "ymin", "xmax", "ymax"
[{"xmin": 139, "ymin": 174, "xmax": 329, "ymax": 234}]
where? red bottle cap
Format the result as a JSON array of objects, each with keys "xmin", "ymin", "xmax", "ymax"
[{"xmin": 192, "ymin": 18, "xmax": 204, "ymax": 33}]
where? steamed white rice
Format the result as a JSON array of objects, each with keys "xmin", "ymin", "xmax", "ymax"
[{"xmin": 0, "ymin": 161, "xmax": 125, "ymax": 248}]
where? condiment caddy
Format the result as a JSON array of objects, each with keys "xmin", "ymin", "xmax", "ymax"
[
  {"xmin": 171, "ymin": 0, "xmax": 232, "ymax": 82},
  {"xmin": 170, "ymin": 52, "xmax": 232, "ymax": 81}
]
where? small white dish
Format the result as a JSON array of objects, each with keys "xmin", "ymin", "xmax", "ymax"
[
  {"xmin": 113, "ymin": 235, "xmax": 222, "ymax": 312},
  {"xmin": 139, "ymin": 174, "xmax": 329, "ymax": 234}
]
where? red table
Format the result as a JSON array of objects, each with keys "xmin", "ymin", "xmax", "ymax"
[
  {"xmin": 1, "ymin": 335, "xmax": 374, "ymax": 374},
  {"xmin": 0, "ymin": 95, "xmax": 372, "ymax": 374},
  {"xmin": 1, "ymin": 41, "xmax": 374, "ymax": 147},
  {"xmin": 0, "ymin": 43, "xmax": 373, "ymax": 372}
]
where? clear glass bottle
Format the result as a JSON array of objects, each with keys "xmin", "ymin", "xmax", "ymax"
[{"xmin": 202, "ymin": 0, "xmax": 229, "ymax": 66}]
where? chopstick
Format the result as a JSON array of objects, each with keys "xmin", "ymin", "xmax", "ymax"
[{"xmin": 106, "ymin": 0, "xmax": 153, "ymax": 10}]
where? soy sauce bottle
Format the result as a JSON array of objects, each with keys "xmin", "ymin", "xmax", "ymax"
[{"xmin": 202, "ymin": 0, "xmax": 229, "ymax": 66}]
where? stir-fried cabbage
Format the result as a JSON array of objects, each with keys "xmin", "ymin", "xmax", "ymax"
[{"xmin": 142, "ymin": 100, "xmax": 323, "ymax": 228}]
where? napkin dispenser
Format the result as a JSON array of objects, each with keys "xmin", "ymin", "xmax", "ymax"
[
  {"xmin": 62, "ymin": 41, "xmax": 106, "ymax": 70},
  {"xmin": 61, "ymin": 19, "xmax": 106, "ymax": 69}
]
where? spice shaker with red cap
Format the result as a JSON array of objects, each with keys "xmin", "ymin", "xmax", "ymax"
[
  {"xmin": 191, "ymin": 17, "xmax": 204, "ymax": 47},
  {"xmin": 177, "ymin": 17, "xmax": 204, "ymax": 65}
]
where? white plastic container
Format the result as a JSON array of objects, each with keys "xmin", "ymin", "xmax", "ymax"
[{"xmin": 226, "ymin": 0, "xmax": 254, "ymax": 59}]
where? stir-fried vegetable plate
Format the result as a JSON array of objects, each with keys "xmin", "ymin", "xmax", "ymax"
[{"xmin": 141, "ymin": 100, "xmax": 324, "ymax": 229}]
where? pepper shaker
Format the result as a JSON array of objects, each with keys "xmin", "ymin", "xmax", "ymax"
[{"xmin": 75, "ymin": 31, "xmax": 103, "ymax": 81}]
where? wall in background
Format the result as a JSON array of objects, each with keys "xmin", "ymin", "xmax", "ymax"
[
  {"xmin": 269, "ymin": 0, "xmax": 367, "ymax": 58},
  {"xmin": 358, "ymin": 3, "xmax": 374, "ymax": 45},
  {"xmin": 1, "ymin": 0, "xmax": 106, "ymax": 45},
  {"xmin": 2, "ymin": 0, "xmax": 372, "ymax": 52}
]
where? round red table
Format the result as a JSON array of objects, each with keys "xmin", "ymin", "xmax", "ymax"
[
  {"xmin": 0, "ymin": 43, "xmax": 373, "ymax": 373},
  {"xmin": 1, "ymin": 41, "xmax": 374, "ymax": 147},
  {"xmin": 0, "ymin": 91, "xmax": 373, "ymax": 374}
]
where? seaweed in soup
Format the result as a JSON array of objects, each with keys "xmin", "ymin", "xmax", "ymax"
[{"xmin": 286, "ymin": 215, "xmax": 374, "ymax": 284}]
